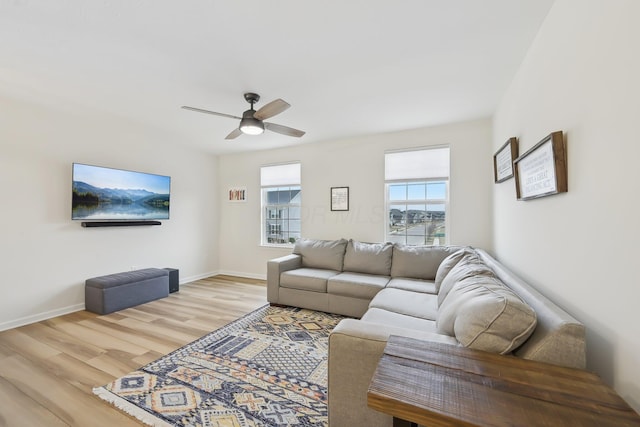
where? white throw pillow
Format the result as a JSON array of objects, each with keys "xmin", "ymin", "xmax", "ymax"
[
  {"xmin": 437, "ymin": 252, "xmax": 495, "ymax": 307},
  {"xmin": 437, "ymin": 275, "xmax": 537, "ymax": 354},
  {"xmin": 434, "ymin": 247, "xmax": 474, "ymax": 293}
]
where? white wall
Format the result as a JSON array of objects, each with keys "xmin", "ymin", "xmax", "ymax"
[
  {"xmin": 218, "ymin": 118, "xmax": 493, "ymax": 278},
  {"xmin": 0, "ymin": 95, "xmax": 219, "ymax": 330},
  {"xmin": 493, "ymin": 0, "xmax": 640, "ymax": 410}
]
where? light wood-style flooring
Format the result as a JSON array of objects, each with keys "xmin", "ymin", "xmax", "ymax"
[{"xmin": 0, "ymin": 275, "xmax": 267, "ymax": 427}]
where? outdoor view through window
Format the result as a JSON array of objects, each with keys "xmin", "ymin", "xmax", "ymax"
[
  {"xmin": 385, "ymin": 147, "xmax": 449, "ymax": 245},
  {"xmin": 263, "ymin": 186, "xmax": 301, "ymax": 244},
  {"xmin": 261, "ymin": 163, "xmax": 301, "ymax": 245},
  {"xmin": 387, "ymin": 181, "xmax": 446, "ymax": 245}
]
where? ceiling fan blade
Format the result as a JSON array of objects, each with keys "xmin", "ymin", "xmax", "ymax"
[
  {"xmin": 181, "ymin": 106, "xmax": 241, "ymax": 120},
  {"xmin": 264, "ymin": 122, "xmax": 306, "ymax": 138},
  {"xmin": 254, "ymin": 99, "xmax": 290, "ymax": 121},
  {"xmin": 225, "ymin": 128, "xmax": 243, "ymax": 140}
]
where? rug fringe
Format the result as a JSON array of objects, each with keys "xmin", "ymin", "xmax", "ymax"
[{"xmin": 93, "ymin": 387, "xmax": 174, "ymax": 427}]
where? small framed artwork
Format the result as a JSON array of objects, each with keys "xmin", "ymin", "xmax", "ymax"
[
  {"xmin": 228, "ymin": 187, "xmax": 246, "ymax": 202},
  {"xmin": 514, "ymin": 131, "xmax": 567, "ymax": 201},
  {"xmin": 493, "ymin": 137, "xmax": 518, "ymax": 183},
  {"xmin": 330, "ymin": 187, "xmax": 349, "ymax": 211}
]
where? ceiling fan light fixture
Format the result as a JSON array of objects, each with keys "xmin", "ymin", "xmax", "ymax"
[
  {"xmin": 182, "ymin": 92, "xmax": 304, "ymax": 139},
  {"xmin": 239, "ymin": 120, "xmax": 264, "ymax": 135},
  {"xmin": 239, "ymin": 110, "xmax": 265, "ymax": 135}
]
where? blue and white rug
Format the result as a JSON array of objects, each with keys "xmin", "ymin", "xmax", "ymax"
[{"xmin": 94, "ymin": 305, "xmax": 345, "ymax": 426}]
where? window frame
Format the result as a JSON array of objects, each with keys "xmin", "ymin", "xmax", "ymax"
[
  {"xmin": 384, "ymin": 147, "xmax": 450, "ymax": 246},
  {"xmin": 260, "ymin": 163, "xmax": 301, "ymax": 247}
]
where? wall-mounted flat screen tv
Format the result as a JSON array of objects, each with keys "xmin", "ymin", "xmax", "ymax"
[{"xmin": 72, "ymin": 163, "xmax": 171, "ymax": 221}]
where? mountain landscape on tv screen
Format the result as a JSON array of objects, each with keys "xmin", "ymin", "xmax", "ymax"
[{"xmin": 72, "ymin": 181, "xmax": 170, "ymax": 220}]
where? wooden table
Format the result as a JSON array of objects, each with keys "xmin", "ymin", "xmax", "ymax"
[{"xmin": 367, "ymin": 335, "xmax": 640, "ymax": 427}]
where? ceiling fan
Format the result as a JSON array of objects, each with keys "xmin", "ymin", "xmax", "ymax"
[{"xmin": 182, "ymin": 93, "xmax": 305, "ymax": 140}]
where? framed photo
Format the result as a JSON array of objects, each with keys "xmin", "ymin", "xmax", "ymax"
[
  {"xmin": 228, "ymin": 187, "xmax": 246, "ymax": 202},
  {"xmin": 330, "ymin": 187, "xmax": 349, "ymax": 211},
  {"xmin": 494, "ymin": 137, "xmax": 518, "ymax": 183},
  {"xmin": 514, "ymin": 131, "xmax": 567, "ymax": 200}
]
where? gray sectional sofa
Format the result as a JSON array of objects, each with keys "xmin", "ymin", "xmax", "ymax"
[{"xmin": 267, "ymin": 238, "xmax": 587, "ymax": 427}]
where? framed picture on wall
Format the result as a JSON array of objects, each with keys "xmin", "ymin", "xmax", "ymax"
[
  {"xmin": 514, "ymin": 131, "xmax": 567, "ymax": 200},
  {"xmin": 331, "ymin": 187, "xmax": 349, "ymax": 211},
  {"xmin": 493, "ymin": 137, "xmax": 518, "ymax": 183},
  {"xmin": 228, "ymin": 187, "xmax": 247, "ymax": 202}
]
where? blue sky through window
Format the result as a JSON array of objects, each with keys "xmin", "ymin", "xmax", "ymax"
[{"xmin": 390, "ymin": 181, "xmax": 446, "ymax": 201}]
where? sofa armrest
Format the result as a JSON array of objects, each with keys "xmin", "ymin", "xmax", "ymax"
[
  {"xmin": 267, "ymin": 254, "xmax": 302, "ymax": 303},
  {"xmin": 328, "ymin": 319, "xmax": 459, "ymax": 427}
]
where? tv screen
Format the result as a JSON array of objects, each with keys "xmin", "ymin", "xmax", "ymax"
[{"xmin": 72, "ymin": 163, "xmax": 171, "ymax": 221}]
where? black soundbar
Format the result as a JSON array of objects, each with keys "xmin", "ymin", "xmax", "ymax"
[{"xmin": 81, "ymin": 221, "xmax": 162, "ymax": 227}]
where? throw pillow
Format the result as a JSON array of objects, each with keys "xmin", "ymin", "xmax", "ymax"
[
  {"xmin": 293, "ymin": 238, "xmax": 348, "ymax": 271},
  {"xmin": 437, "ymin": 251, "xmax": 495, "ymax": 307},
  {"xmin": 390, "ymin": 244, "xmax": 460, "ymax": 280},
  {"xmin": 343, "ymin": 239, "xmax": 393, "ymax": 276},
  {"xmin": 434, "ymin": 247, "xmax": 474, "ymax": 293},
  {"xmin": 437, "ymin": 275, "xmax": 537, "ymax": 354}
]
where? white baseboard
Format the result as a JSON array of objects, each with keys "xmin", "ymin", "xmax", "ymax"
[
  {"xmin": 0, "ymin": 270, "xmax": 264, "ymax": 332},
  {"xmin": 179, "ymin": 271, "xmax": 220, "ymax": 284},
  {"xmin": 215, "ymin": 270, "xmax": 267, "ymax": 281},
  {"xmin": 0, "ymin": 303, "xmax": 85, "ymax": 332}
]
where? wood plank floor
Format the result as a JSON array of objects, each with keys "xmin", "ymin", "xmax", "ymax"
[{"xmin": 0, "ymin": 275, "xmax": 267, "ymax": 427}]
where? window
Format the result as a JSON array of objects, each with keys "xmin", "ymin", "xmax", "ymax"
[
  {"xmin": 385, "ymin": 147, "xmax": 449, "ymax": 245},
  {"xmin": 269, "ymin": 223, "xmax": 281, "ymax": 235},
  {"xmin": 261, "ymin": 163, "xmax": 301, "ymax": 245}
]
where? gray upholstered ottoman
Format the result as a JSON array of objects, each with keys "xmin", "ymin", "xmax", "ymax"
[{"xmin": 85, "ymin": 268, "xmax": 169, "ymax": 314}]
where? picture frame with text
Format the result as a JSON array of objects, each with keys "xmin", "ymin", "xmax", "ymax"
[{"xmin": 514, "ymin": 131, "xmax": 567, "ymax": 201}]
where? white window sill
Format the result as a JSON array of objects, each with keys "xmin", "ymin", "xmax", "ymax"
[{"xmin": 260, "ymin": 243, "xmax": 294, "ymax": 249}]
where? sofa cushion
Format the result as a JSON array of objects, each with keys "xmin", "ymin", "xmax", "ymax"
[
  {"xmin": 390, "ymin": 245, "xmax": 459, "ymax": 280},
  {"xmin": 327, "ymin": 272, "xmax": 389, "ymax": 299},
  {"xmin": 434, "ymin": 247, "xmax": 474, "ymax": 293},
  {"xmin": 280, "ymin": 268, "xmax": 340, "ymax": 293},
  {"xmin": 437, "ymin": 252, "xmax": 495, "ymax": 307},
  {"xmin": 369, "ymin": 288, "xmax": 438, "ymax": 321},
  {"xmin": 343, "ymin": 240, "xmax": 393, "ymax": 276},
  {"xmin": 437, "ymin": 275, "xmax": 537, "ymax": 354},
  {"xmin": 361, "ymin": 308, "xmax": 439, "ymax": 334},
  {"xmin": 386, "ymin": 277, "xmax": 437, "ymax": 294},
  {"xmin": 293, "ymin": 238, "xmax": 348, "ymax": 271}
]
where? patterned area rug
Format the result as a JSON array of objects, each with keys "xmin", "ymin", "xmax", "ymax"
[{"xmin": 94, "ymin": 305, "xmax": 345, "ymax": 426}]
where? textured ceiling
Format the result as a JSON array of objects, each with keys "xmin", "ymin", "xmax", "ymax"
[{"xmin": 0, "ymin": 0, "xmax": 554, "ymax": 154}]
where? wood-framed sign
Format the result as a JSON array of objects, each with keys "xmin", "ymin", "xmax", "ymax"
[
  {"xmin": 330, "ymin": 187, "xmax": 349, "ymax": 211},
  {"xmin": 493, "ymin": 137, "xmax": 518, "ymax": 183},
  {"xmin": 514, "ymin": 131, "xmax": 567, "ymax": 200}
]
